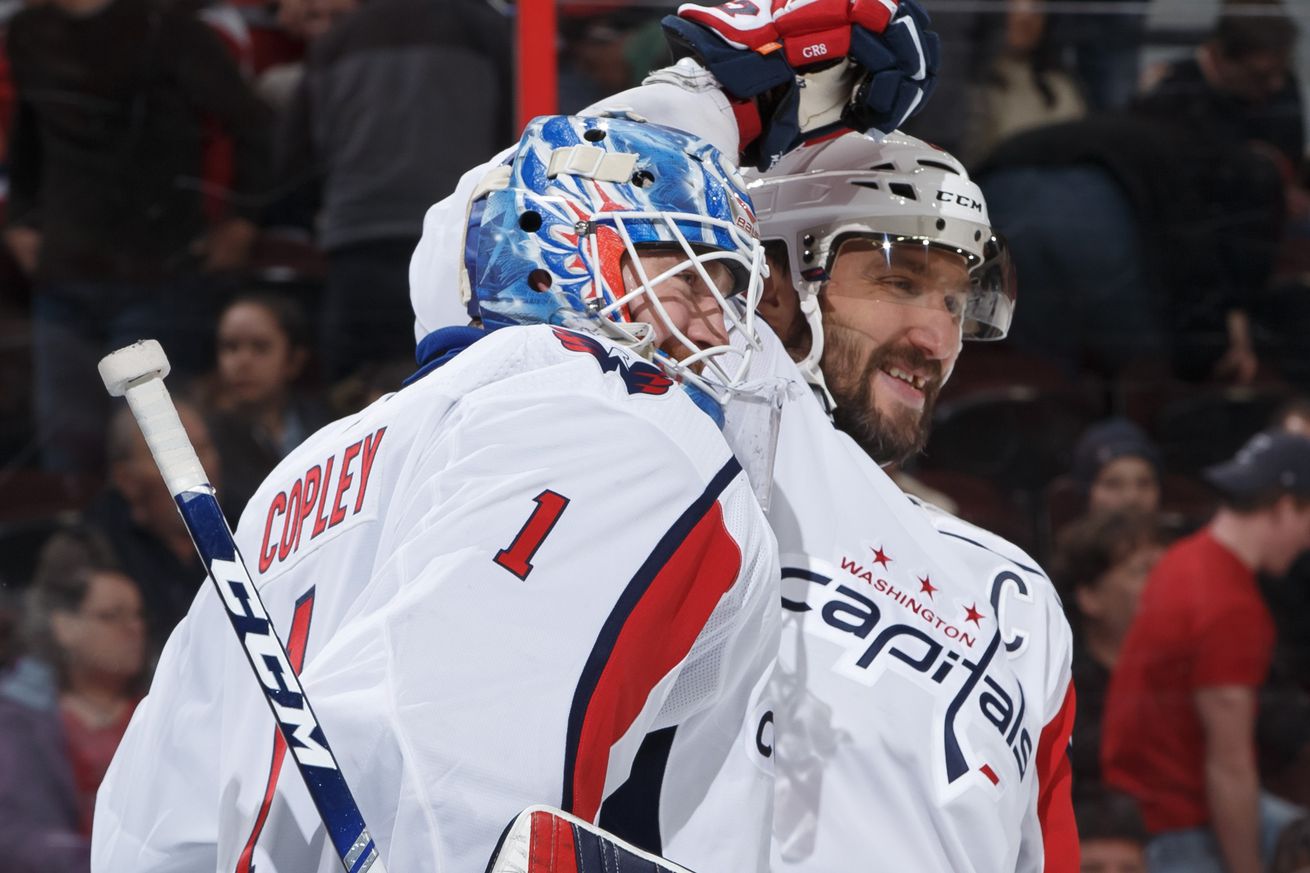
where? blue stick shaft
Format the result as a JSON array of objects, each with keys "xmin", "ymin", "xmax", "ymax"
[
  {"xmin": 102, "ymin": 343, "xmax": 386, "ymax": 871},
  {"xmin": 175, "ymin": 488, "xmax": 384, "ymax": 873}
]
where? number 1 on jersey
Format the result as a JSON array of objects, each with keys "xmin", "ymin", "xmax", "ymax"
[{"xmin": 495, "ymin": 489, "xmax": 570, "ymax": 580}]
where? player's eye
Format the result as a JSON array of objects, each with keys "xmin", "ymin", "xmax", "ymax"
[
  {"xmin": 878, "ymin": 276, "xmax": 918, "ymax": 296},
  {"xmin": 944, "ymin": 290, "xmax": 969, "ymax": 317}
]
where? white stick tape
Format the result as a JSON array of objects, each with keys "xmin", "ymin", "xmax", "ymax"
[{"xmin": 122, "ymin": 378, "xmax": 209, "ymax": 496}]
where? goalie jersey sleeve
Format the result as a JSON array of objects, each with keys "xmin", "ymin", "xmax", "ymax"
[{"xmin": 91, "ymin": 325, "xmax": 780, "ymax": 873}]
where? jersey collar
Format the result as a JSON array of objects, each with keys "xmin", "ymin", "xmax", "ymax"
[{"xmin": 405, "ymin": 325, "xmax": 487, "ymax": 386}]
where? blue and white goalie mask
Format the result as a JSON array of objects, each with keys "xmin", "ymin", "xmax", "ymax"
[{"xmin": 466, "ymin": 114, "xmax": 767, "ymax": 404}]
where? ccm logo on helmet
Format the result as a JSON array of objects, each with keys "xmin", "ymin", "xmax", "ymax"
[
  {"xmin": 937, "ymin": 190, "xmax": 984, "ymax": 213},
  {"xmin": 801, "ymin": 42, "xmax": 828, "ymax": 59}
]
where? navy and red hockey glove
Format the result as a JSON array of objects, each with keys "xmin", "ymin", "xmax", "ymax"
[{"xmin": 663, "ymin": 0, "xmax": 940, "ymax": 170}]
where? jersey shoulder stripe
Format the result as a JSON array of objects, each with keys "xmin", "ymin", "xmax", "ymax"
[
  {"xmin": 908, "ymin": 494, "xmax": 1048, "ymax": 580},
  {"xmin": 562, "ymin": 456, "xmax": 744, "ymax": 820}
]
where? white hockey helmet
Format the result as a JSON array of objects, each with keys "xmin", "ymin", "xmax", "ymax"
[{"xmin": 745, "ymin": 131, "xmax": 1015, "ymax": 399}]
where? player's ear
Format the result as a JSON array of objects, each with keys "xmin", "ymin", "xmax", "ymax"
[{"xmin": 756, "ymin": 251, "xmax": 806, "ymax": 348}]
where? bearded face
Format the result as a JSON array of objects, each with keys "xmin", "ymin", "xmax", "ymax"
[
  {"xmin": 816, "ymin": 240, "xmax": 968, "ymax": 465},
  {"xmin": 823, "ymin": 325, "xmax": 946, "ymax": 464}
]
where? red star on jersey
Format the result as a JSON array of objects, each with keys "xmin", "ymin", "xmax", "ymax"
[
  {"xmin": 870, "ymin": 546, "xmax": 892, "ymax": 568},
  {"xmin": 918, "ymin": 576, "xmax": 937, "ymax": 598},
  {"xmin": 964, "ymin": 603, "xmax": 985, "ymax": 625}
]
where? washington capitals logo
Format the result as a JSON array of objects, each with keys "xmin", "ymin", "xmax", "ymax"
[{"xmin": 552, "ymin": 327, "xmax": 674, "ymax": 396}]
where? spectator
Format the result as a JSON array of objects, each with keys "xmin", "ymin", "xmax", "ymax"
[
  {"xmin": 1103, "ymin": 430, "xmax": 1310, "ymax": 873},
  {"xmin": 0, "ymin": 526, "xmax": 146, "ymax": 873},
  {"xmin": 1075, "ymin": 788, "xmax": 1149, "ymax": 873},
  {"xmin": 83, "ymin": 402, "xmax": 218, "ymax": 655},
  {"xmin": 1048, "ymin": 0, "xmax": 1146, "ymax": 113},
  {"xmin": 557, "ymin": 9, "xmax": 657, "ymax": 111},
  {"xmin": 977, "ymin": 114, "xmax": 1284, "ymax": 382},
  {"xmin": 901, "ymin": 9, "xmax": 991, "ymax": 156},
  {"xmin": 1052, "ymin": 509, "xmax": 1166, "ymax": 790},
  {"xmin": 1136, "ymin": 0, "xmax": 1302, "ymax": 172},
  {"xmin": 1072, "ymin": 419, "xmax": 1163, "ymax": 516},
  {"xmin": 277, "ymin": 0, "xmax": 510, "ymax": 381},
  {"xmin": 4, "ymin": 0, "xmax": 273, "ymax": 475},
  {"xmin": 326, "ymin": 357, "xmax": 413, "ymax": 417},
  {"xmin": 1134, "ymin": 2, "xmax": 1305, "ymax": 386},
  {"xmin": 1259, "ymin": 398, "xmax": 1310, "ymax": 808},
  {"xmin": 205, "ymin": 291, "xmax": 329, "ymax": 514},
  {"xmin": 962, "ymin": 0, "xmax": 1086, "ymax": 166},
  {"xmin": 1264, "ymin": 398, "xmax": 1310, "ymax": 683}
]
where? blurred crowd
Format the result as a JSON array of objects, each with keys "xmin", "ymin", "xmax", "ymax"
[{"xmin": 1, "ymin": 0, "xmax": 1309, "ymax": 870}]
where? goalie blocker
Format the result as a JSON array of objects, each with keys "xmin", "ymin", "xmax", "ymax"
[{"xmin": 489, "ymin": 807, "xmax": 698, "ymax": 873}]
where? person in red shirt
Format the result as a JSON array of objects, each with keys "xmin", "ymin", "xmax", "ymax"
[{"xmin": 1102, "ymin": 430, "xmax": 1310, "ymax": 873}]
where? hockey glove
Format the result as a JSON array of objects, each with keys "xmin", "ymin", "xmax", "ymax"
[{"xmin": 663, "ymin": 0, "xmax": 940, "ymax": 171}]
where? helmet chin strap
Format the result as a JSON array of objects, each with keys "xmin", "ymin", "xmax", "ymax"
[
  {"xmin": 795, "ymin": 284, "xmax": 836, "ymax": 413},
  {"xmin": 594, "ymin": 313, "xmax": 658, "ymax": 358}
]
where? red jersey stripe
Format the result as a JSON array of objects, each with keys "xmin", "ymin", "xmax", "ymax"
[
  {"xmin": 567, "ymin": 499, "xmax": 742, "ymax": 821},
  {"xmin": 235, "ymin": 588, "xmax": 317, "ymax": 873},
  {"xmin": 1036, "ymin": 682, "xmax": 1079, "ymax": 873}
]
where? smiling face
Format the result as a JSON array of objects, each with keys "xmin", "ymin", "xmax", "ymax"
[
  {"xmin": 621, "ymin": 248, "xmax": 736, "ymax": 371},
  {"xmin": 818, "ymin": 239, "xmax": 968, "ymax": 464}
]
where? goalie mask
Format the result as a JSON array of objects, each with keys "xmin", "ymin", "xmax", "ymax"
[
  {"xmin": 464, "ymin": 114, "xmax": 766, "ymax": 405},
  {"xmin": 745, "ymin": 131, "xmax": 1015, "ymax": 403}
]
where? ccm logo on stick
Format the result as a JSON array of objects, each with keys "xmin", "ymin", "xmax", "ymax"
[
  {"xmin": 259, "ymin": 428, "xmax": 387, "ymax": 573},
  {"xmin": 209, "ymin": 557, "xmax": 335, "ymax": 769}
]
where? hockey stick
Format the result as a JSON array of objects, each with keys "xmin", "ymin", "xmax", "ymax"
[{"xmin": 98, "ymin": 340, "xmax": 385, "ymax": 873}]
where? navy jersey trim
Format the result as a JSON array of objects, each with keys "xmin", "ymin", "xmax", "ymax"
[
  {"xmin": 560, "ymin": 455, "xmax": 742, "ymax": 813},
  {"xmin": 938, "ymin": 529, "xmax": 1046, "ymax": 578},
  {"xmin": 597, "ymin": 726, "xmax": 678, "ymax": 855}
]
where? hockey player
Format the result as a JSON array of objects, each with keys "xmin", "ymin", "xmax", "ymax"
[
  {"xmin": 401, "ymin": 4, "xmax": 1077, "ymax": 869},
  {"xmin": 93, "ymin": 3, "xmax": 943, "ymax": 871},
  {"xmin": 92, "ymin": 115, "xmax": 782, "ymax": 873},
  {"xmin": 743, "ymin": 132, "xmax": 1079, "ymax": 871},
  {"xmin": 596, "ymin": 131, "xmax": 1078, "ymax": 872}
]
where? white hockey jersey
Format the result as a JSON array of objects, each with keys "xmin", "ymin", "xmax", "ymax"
[
  {"xmin": 91, "ymin": 325, "xmax": 780, "ymax": 873},
  {"xmin": 729, "ymin": 329, "xmax": 1079, "ymax": 873},
  {"xmin": 399, "ymin": 70, "xmax": 1077, "ymax": 871}
]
